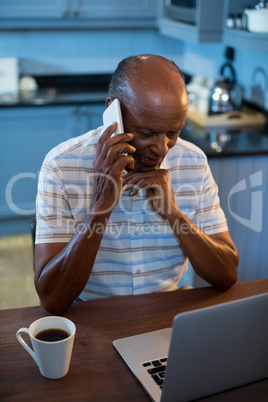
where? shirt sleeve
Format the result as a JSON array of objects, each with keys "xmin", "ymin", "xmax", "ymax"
[
  {"xmin": 35, "ymin": 158, "xmax": 76, "ymax": 244},
  {"xmin": 194, "ymin": 160, "xmax": 228, "ymax": 235}
]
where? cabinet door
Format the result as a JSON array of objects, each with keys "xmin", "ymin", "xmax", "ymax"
[
  {"xmin": 0, "ymin": 106, "xmax": 75, "ymax": 235},
  {"xmin": 0, "ymin": 0, "xmax": 156, "ymax": 28},
  {"xmin": 0, "ymin": 0, "xmax": 68, "ymax": 18},
  {"xmin": 79, "ymin": 105, "xmax": 104, "ymax": 135},
  {"xmin": 209, "ymin": 156, "xmax": 268, "ymax": 283},
  {"xmin": 184, "ymin": 155, "xmax": 268, "ymax": 287},
  {"xmin": 72, "ymin": 0, "xmax": 157, "ymax": 19}
]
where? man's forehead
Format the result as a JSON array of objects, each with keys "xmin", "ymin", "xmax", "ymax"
[
  {"xmin": 123, "ymin": 71, "xmax": 185, "ymax": 105},
  {"xmin": 121, "ymin": 89, "xmax": 188, "ymax": 113}
]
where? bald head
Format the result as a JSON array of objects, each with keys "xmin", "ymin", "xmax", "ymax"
[{"xmin": 108, "ymin": 54, "xmax": 187, "ymax": 108}]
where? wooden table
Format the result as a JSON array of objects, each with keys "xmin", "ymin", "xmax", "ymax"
[{"xmin": 1, "ymin": 280, "xmax": 268, "ymax": 401}]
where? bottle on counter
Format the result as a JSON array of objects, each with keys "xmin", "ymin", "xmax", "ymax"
[{"xmin": 226, "ymin": 13, "xmax": 235, "ymax": 28}]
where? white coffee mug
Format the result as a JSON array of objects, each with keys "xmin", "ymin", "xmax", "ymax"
[{"xmin": 16, "ymin": 316, "xmax": 76, "ymax": 379}]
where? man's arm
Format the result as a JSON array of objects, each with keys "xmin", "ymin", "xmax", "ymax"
[
  {"xmin": 34, "ymin": 213, "xmax": 111, "ymax": 315},
  {"xmin": 123, "ymin": 169, "xmax": 239, "ymax": 290},
  {"xmin": 34, "ymin": 125, "xmax": 135, "ymax": 315},
  {"xmin": 165, "ymin": 212, "xmax": 238, "ymax": 290}
]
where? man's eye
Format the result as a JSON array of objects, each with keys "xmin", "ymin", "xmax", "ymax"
[
  {"xmin": 167, "ymin": 131, "xmax": 179, "ymax": 138},
  {"xmin": 141, "ymin": 131, "xmax": 154, "ymax": 138}
]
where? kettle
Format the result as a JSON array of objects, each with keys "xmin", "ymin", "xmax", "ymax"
[{"xmin": 208, "ymin": 62, "xmax": 242, "ymax": 115}]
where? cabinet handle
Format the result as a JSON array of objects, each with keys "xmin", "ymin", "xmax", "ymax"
[
  {"xmin": 69, "ymin": 11, "xmax": 79, "ymax": 17},
  {"xmin": 80, "ymin": 108, "xmax": 88, "ymax": 115},
  {"xmin": 72, "ymin": 108, "xmax": 78, "ymax": 114},
  {"xmin": 63, "ymin": 10, "xmax": 69, "ymax": 17}
]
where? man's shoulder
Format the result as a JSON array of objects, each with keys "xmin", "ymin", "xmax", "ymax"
[
  {"xmin": 176, "ymin": 137, "xmax": 206, "ymax": 157},
  {"xmin": 44, "ymin": 126, "xmax": 103, "ymax": 165},
  {"xmin": 166, "ymin": 137, "xmax": 207, "ymax": 168}
]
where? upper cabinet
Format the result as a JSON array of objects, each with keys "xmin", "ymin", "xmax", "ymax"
[
  {"xmin": 0, "ymin": 0, "xmax": 157, "ymax": 29},
  {"xmin": 0, "ymin": 0, "xmax": 68, "ymax": 18},
  {"xmin": 71, "ymin": 0, "xmax": 156, "ymax": 19},
  {"xmin": 222, "ymin": 0, "xmax": 268, "ymax": 53},
  {"xmin": 1, "ymin": 0, "xmax": 267, "ymax": 52},
  {"xmin": 158, "ymin": 0, "xmax": 225, "ymax": 43}
]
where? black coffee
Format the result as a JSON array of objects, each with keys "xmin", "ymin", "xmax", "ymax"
[{"xmin": 35, "ymin": 328, "xmax": 70, "ymax": 342}]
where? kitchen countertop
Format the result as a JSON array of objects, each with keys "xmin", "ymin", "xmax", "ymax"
[
  {"xmin": 0, "ymin": 73, "xmax": 111, "ymax": 107},
  {"xmin": 181, "ymin": 120, "xmax": 268, "ymax": 158},
  {"xmin": 0, "ymin": 89, "xmax": 108, "ymax": 107}
]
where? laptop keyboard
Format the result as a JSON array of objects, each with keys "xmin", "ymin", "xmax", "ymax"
[{"xmin": 141, "ymin": 357, "xmax": 168, "ymax": 389}]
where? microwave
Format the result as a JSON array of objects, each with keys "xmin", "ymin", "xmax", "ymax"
[{"xmin": 164, "ymin": 0, "xmax": 197, "ymax": 25}]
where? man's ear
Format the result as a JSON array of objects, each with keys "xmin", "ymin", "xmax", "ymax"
[{"xmin": 105, "ymin": 97, "xmax": 114, "ymax": 108}]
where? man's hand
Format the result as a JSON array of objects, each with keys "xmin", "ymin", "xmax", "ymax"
[
  {"xmin": 91, "ymin": 123, "xmax": 136, "ymax": 215},
  {"xmin": 123, "ymin": 168, "xmax": 238, "ymax": 292},
  {"xmin": 123, "ymin": 169, "xmax": 178, "ymax": 220}
]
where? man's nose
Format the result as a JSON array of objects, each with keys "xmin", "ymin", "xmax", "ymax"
[{"xmin": 152, "ymin": 134, "xmax": 169, "ymax": 157}]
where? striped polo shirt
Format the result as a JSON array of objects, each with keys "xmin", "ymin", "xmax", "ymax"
[{"xmin": 36, "ymin": 126, "xmax": 228, "ymax": 300}]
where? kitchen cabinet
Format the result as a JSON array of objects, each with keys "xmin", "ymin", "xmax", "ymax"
[
  {"xmin": 0, "ymin": 0, "xmax": 157, "ymax": 30},
  {"xmin": 71, "ymin": 0, "xmax": 157, "ymax": 19},
  {"xmin": 158, "ymin": 0, "xmax": 225, "ymax": 44},
  {"xmin": 0, "ymin": 103, "xmax": 103, "ymax": 236},
  {"xmin": 70, "ymin": 104, "xmax": 104, "ymax": 135},
  {"xmin": 223, "ymin": 0, "xmax": 268, "ymax": 53},
  {"xmin": 0, "ymin": 0, "xmax": 68, "ymax": 18},
  {"xmin": 179, "ymin": 122, "xmax": 268, "ymax": 286},
  {"xmin": 183, "ymin": 154, "xmax": 268, "ymax": 287},
  {"xmin": 210, "ymin": 155, "xmax": 268, "ymax": 283}
]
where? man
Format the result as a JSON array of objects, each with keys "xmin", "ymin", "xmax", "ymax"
[{"xmin": 34, "ymin": 54, "xmax": 239, "ymax": 315}]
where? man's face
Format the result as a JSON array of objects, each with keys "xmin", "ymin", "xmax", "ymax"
[{"xmin": 121, "ymin": 86, "xmax": 188, "ymax": 173}]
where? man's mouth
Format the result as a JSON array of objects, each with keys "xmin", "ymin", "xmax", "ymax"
[{"xmin": 141, "ymin": 155, "xmax": 161, "ymax": 167}]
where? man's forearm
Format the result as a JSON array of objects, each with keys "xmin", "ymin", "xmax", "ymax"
[
  {"xmin": 35, "ymin": 213, "xmax": 110, "ymax": 315},
  {"xmin": 166, "ymin": 211, "xmax": 239, "ymax": 290}
]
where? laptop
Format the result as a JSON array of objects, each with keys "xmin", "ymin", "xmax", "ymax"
[{"xmin": 113, "ymin": 293, "xmax": 268, "ymax": 402}]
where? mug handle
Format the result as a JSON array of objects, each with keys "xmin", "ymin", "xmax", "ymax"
[{"xmin": 16, "ymin": 328, "xmax": 38, "ymax": 365}]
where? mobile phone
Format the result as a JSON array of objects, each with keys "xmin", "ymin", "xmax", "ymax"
[{"xmin": 103, "ymin": 99, "xmax": 124, "ymax": 137}]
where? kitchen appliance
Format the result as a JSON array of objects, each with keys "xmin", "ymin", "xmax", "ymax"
[
  {"xmin": 0, "ymin": 58, "xmax": 19, "ymax": 94},
  {"xmin": 208, "ymin": 61, "xmax": 242, "ymax": 115},
  {"xmin": 164, "ymin": 0, "xmax": 197, "ymax": 24}
]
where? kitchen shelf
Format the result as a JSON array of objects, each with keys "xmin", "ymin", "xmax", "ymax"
[
  {"xmin": 222, "ymin": 0, "xmax": 268, "ymax": 53},
  {"xmin": 223, "ymin": 28, "xmax": 268, "ymax": 53},
  {"xmin": 158, "ymin": 18, "xmax": 222, "ymax": 44}
]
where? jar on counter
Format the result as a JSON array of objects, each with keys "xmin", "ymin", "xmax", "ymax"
[
  {"xmin": 186, "ymin": 75, "xmax": 206, "ymax": 112},
  {"xmin": 186, "ymin": 76, "xmax": 214, "ymax": 115}
]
